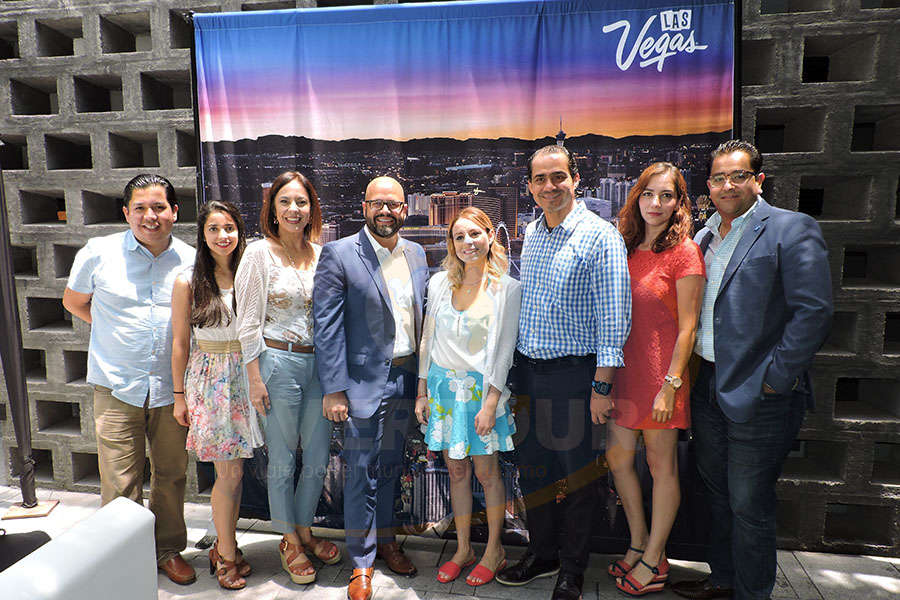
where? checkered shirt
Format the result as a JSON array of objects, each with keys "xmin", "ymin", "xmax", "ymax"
[{"xmin": 517, "ymin": 200, "xmax": 631, "ymax": 368}]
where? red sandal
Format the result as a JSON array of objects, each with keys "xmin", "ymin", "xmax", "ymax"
[
  {"xmin": 616, "ymin": 557, "xmax": 669, "ymax": 596},
  {"xmin": 437, "ymin": 555, "xmax": 476, "ymax": 583},
  {"xmin": 608, "ymin": 546, "xmax": 643, "ymax": 578},
  {"xmin": 466, "ymin": 558, "xmax": 507, "ymax": 587}
]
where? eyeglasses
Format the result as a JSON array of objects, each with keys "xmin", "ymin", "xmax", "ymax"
[
  {"xmin": 364, "ymin": 199, "xmax": 406, "ymax": 211},
  {"xmin": 708, "ymin": 170, "xmax": 756, "ymax": 188}
]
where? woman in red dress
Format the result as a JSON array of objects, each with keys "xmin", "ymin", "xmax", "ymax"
[{"xmin": 607, "ymin": 162, "xmax": 706, "ymax": 596}]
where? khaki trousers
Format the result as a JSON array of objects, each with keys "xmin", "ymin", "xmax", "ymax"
[{"xmin": 93, "ymin": 386, "xmax": 188, "ymax": 563}]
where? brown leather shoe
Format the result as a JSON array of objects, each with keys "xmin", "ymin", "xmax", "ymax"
[
  {"xmin": 376, "ymin": 541, "xmax": 418, "ymax": 577},
  {"xmin": 158, "ymin": 553, "xmax": 197, "ymax": 585},
  {"xmin": 348, "ymin": 567, "xmax": 374, "ymax": 600},
  {"xmin": 670, "ymin": 577, "xmax": 734, "ymax": 599}
]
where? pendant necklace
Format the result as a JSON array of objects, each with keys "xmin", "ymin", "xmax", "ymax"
[{"xmin": 279, "ymin": 239, "xmax": 313, "ymax": 314}]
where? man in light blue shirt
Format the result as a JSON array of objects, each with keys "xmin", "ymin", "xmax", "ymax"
[
  {"xmin": 63, "ymin": 174, "xmax": 197, "ymax": 585},
  {"xmin": 497, "ymin": 145, "xmax": 631, "ymax": 600},
  {"xmin": 693, "ymin": 197, "xmax": 759, "ymax": 363}
]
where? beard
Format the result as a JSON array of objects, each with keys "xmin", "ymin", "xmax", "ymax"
[{"xmin": 366, "ymin": 213, "xmax": 403, "ymax": 238}]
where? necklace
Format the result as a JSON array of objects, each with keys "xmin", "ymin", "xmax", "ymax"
[
  {"xmin": 276, "ymin": 238, "xmax": 313, "ymax": 312},
  {"xmin": 279, "ymin": 239, "xmax": 301, "ymax": 269},
  {"xmin": 459, "ymin": 279, "xmax": 485, "ymax": 292},
  {"xmin": 460, "ymin": 268, "xmax": 486, "ymax": 288},
  {"xmin": 458, "ymin": 278, "xmax": 487, "ymax": 299}
]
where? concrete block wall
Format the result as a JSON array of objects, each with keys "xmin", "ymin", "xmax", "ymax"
[
  {"xmin": 0, "ymin": 0, "xmax": 898, "ymax": 556},
  {"xmin": 740, "ymin": 0, "xmax": 900, "ymax": 557}
]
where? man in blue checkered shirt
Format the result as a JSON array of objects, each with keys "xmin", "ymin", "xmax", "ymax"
[{"xmin": 496, "ymin": 145, "xmax": 631, "ymax": 600}]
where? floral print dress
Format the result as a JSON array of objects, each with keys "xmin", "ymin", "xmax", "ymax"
[{"xmin": 185, "ymin": 287, "xmax": 264, "ymax": 460}]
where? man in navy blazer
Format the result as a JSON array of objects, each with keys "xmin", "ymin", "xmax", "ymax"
[
  {"xmin": 314, "ymin": 176, "xmax": 428, "ymax": 600},
  {"xmin": 671, "ymin": 141, "xmax": 832, "ymax": 600}
]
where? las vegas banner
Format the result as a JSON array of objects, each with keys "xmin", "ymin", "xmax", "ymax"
[{"xmin": 192, "ymin": 0, "xmax": 736, "ymax": 556}]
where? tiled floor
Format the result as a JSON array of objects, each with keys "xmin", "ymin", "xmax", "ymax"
[{"xmin": 2, "ymin": 486, "xmax": 898, "ymax": 599}]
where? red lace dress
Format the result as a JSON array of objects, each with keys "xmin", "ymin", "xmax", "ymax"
[{"xmin": 613, "ymin": 237, "xmax": 705, "ymax": 430}]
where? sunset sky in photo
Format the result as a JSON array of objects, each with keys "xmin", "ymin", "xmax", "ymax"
[{"xmin": 195, "ymin": 0, "xmax": 734, "ymax": 143}]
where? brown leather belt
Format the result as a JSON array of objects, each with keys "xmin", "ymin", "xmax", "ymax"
[
  {"xmin": 391, "ymin": 354, "xmax": 413, "ymax": 367},
  {"xmin": 264, "ymin": 338, "xmax": 314, "ymax": 354}
]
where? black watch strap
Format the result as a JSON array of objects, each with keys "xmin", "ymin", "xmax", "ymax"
[{"xmin": 592, "ymin": 380, "xmax": 612, "ymax": 396}]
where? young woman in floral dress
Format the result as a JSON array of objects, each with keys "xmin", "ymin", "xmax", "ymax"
[{"xmin": 171, "ymin": 200, "xmax": 263, "ymax": 589}]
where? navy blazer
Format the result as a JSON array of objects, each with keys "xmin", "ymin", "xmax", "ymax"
[
  {"xmin": 696, "ymin": 198, "xmax": 833, "ymax": 423},
  {"xmin": 313, "ymin": 229, "xmax": 428, "ymax": 419}
]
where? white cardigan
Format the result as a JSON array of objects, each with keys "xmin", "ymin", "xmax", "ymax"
[
  {"xmin": 234, "ymin": 238, "xmax": 320, "ymax": 365},
  {"xmin": 418, "ymin": 271, "xmax": 522, "ymax": 405}
]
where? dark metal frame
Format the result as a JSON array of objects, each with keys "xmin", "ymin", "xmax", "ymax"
[
  {"xmin": 0, "ymin": 147, "xmax": 38, "ymax": 508},
  {"xmin": 185, "ymin": 10, "xmax": 206, "ymax": 214}
]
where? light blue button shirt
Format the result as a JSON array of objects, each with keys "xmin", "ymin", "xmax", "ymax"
[
  {"xmin": 694, "ymin": 198, "xmax": 760, "ymax": 362},
  {"xmin": 517, "ymin": 200, "xmax": 631, "ymax": 368},
  {"xmin": 67, "ymin": 231, "xmax": 195, "ymax": 408}
]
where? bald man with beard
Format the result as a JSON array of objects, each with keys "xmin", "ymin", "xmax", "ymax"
[{"xmin": 314, "ymin": 177, "xmax": 429, "ymax": 600}]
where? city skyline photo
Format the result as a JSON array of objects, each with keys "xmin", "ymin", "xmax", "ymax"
[{"xmin": 194, "ymin": 0, "xmax": 735, "ymax": 268}]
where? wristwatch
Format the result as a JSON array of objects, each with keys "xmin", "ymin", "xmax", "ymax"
[
  {"xmin": 664, "ymin": 374, "xmax": 683, "ymax": 390},
  {"xmin": 592, "ymin": 380, "xmax": 612, "ymax": 396}
]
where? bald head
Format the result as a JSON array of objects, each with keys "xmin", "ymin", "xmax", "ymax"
[
  {"xmin": 362, "ymin": 176, "xmax": 407, "ymax": 244},
  {"xmin": 365, "ymin": 176, "xmax": 404, "ymax": 201}
]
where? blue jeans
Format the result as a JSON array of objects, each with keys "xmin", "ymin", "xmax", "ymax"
[
  {"xmin": 691, "ymin": 360, "xmax": 805, "ymax": 600},
  {"xmin": 259, "ymin": 348, "xmax": 331, "ymax": 534}
]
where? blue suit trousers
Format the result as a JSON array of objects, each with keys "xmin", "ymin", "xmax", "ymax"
[{"xmin": 343, "ymin": 364, "xmax": 415, "ymax": 568}]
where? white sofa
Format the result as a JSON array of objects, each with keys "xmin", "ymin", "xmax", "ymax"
[{"xmin": 0, "ymin": 496, "xmax": 157, "ymax": 600}]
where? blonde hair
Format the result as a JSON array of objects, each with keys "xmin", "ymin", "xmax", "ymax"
[{"xmin": 442, "ymin": 206, "xmax": 508, "ymax": 289}]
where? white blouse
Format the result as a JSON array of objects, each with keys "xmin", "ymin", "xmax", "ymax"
[
  {"xmin": 194, "ymin": 288, "xmax": 239, "ymax": 342},
  {"xmin": 235, "ymin": 239, "xmax": 320, "ymax": 364},
  {"xmin": 418, "ymin": 271, "xmax": 522, "ymax": 404},
  {"xmin": 430, "ymin": 291, "xmax": 493, "ymax": 372}
]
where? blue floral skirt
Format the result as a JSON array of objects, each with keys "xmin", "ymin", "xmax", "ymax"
[{"xmin": 423, "ymin": 363, "xmax": 516, "ymax": 460}]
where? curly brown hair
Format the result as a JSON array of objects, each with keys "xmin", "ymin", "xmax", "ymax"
[{"xmin": 617, "ymin": 162, "xmax": 693, "ymax": 255}]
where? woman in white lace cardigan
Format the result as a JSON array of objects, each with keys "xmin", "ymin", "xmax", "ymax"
[
  {"xmin": 234, "ymin": 171, "xmax": 340, "ymax": 585},
  {"xmin": 415, "ymin": 207, "xmax": 521, "ymax": 587}
]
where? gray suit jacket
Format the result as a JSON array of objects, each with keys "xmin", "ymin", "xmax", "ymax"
[
  {"xmin": 313, "ymin": 229, "xmax": 428, "ymax": 419},
  {"xmin": 696, "ymin": 198, "xmax": 833, "ymax": 423}
]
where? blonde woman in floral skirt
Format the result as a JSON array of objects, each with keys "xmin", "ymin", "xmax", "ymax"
[{"xmin": 415, "ymin": 207, "xmax": 521, "ymax": 587}]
